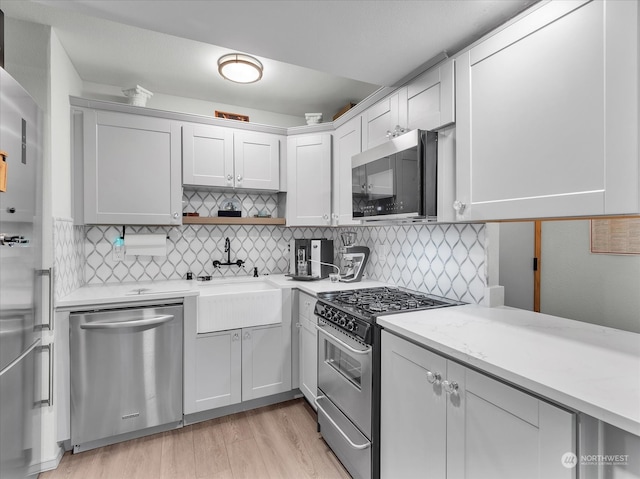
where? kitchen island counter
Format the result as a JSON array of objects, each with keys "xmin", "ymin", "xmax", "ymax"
[{"xmin": 377, "ymin": 304, "xmax": 640, "ymax": 437}]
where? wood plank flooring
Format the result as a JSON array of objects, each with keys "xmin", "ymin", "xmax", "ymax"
[{"xmin": 39, "ymin": 399, "xmax": 351, "ymax": 479}]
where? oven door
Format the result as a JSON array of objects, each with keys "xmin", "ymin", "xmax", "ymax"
[{"xmin": 316, "ymin": 319, "xmax": 372, "ymax": 437}]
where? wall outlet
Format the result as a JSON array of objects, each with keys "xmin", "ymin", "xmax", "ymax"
[{"xmin": 112, "ymin": 239, "xmax": 124, "ymax": 261}]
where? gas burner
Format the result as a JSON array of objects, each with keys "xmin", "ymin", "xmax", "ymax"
[
  {"xmin": 315, "ymin": 287, "xmax": 462, "ymax": 345},
  {"xmin": 368, "ymin": 301, "xmax": 386, "ymax": 312}
]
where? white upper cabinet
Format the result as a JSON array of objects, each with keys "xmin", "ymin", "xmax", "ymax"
[
  {"xmin": 233, "ymin": 131, "xmax": 280, "ymax": 190},
  {"xmin": 332, "ymin": 116, "xmax": 362, "ymax": 226},
  {"xmin": 182, "ymin": 123, "xmax": 280, "ymax": 191},
  {"xmin": 455, "ymin": 0, "xmax": 639, "ymax": 221},
  {"xmin": 407, "ymin": 58, "xmax": 455, "ymax": 131},
  {"xmin": 361, "ymin": 88, "xmax": 408, "ymax": 150},
  {"xmin": 79, "ymin": 109, "xmax": 182, "ymax": 225},
  {"xmin": 182, "ymin": 123, "xmax": 233, "ymax": 187},
  {"xmin": 286, "ymin": 133, "xmax": 332, "ymax": 226}
]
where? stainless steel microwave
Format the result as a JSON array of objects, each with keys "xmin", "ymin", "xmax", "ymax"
[{"xmin": 352, "ymin": 129, "xmax": 437, "ymax": 221}]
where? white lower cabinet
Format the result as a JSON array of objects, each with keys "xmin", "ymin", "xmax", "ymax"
[
  {"xmin": 242, "ymin": 324, "xmax": 292, "ymax": 401},
  {"xmin": 297, "ymin": 292, "xmax": 318, "ymax": 408},
  {"xmin": 186, "ymin": 323, "xmax": 291, "ymax": 415},
  {"xmin": 192, "ymin": 329, "xmax": 242, "ymax": 411},
  {"xmin": 381, "ymin": 331, "xmax": 576, "ymax": 479}
]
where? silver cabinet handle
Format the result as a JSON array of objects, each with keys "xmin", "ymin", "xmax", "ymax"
[
  {"xmin": 243, "ymin": 331, "xmax": 251, "ymax": 340},
  {"xmin": 37, "ymin": 343, "xmax": 54, "ymax": 407},
  {"xmin": 237, "ymin": 175, "xmax": 243, "ymax": 182},
  {"xmin": 426, "ymin": 371, "xmax": 442, "ymax": 384},
  {"xmin": 442, "ymin": 380, "xmax": 459, "ymax": 394},
  {"xmin": 173, "ymin": 212, "xmax": 179, "ymax": 219},
  {"xmin": 295, "ymin": 322, "xmax": 302, "ymax": 328},
  {"xmin": 315, "ymin": 396, "xmax": 371, "ymax": 450},
  {"xmin": 315, "ymin": 324, "xmax": 371, "ymax": 355},
  {"xmin": 80, "ymin": 314, "xmax": 174, "ymax": 330},
  {"xmin": 232, "ymin": 332, "xmax": 240, "ymax": 341},
  {"xmin": 453, "ymin": 200, "xmax": 466, "ymax": 214},
  {"xmin": 36, "ymin": 268, "xmax": 54, "ymax": 331},
  {"xmin": 323, "ymin": 214, "xmax": 329, "ymax": 220}
]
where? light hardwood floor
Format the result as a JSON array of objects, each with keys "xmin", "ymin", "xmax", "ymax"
[{"xmin": 39, "ymin": 399, "xmax": 351, "ymax": 479}]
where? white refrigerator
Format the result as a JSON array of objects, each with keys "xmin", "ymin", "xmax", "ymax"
[{"xmin": 0, "ymin": 66, "xmax": 46, "ymax": 478}]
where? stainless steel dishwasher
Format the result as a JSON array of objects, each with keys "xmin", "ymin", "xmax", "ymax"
[{"xmin": 70, "ymin": 301, "xmax": 183, "ymax": 453}]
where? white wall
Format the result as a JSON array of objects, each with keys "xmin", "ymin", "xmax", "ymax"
[
  {"xmin": 50, "ymin": 29, "xmax": 82, "ymax": 219},
  {"xmin": 82, "ymin": 81, "xmax": 304, "ymax": 127},
  {"xmin": 3, "ymin": 17, "xmax": 49, "ymax": 110},
  {"xmin": 541, "ymin": 220, "xmax": 640, "ymax": 333}
]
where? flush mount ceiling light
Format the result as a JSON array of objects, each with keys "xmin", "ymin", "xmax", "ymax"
[{"xmin": 218, "ymin": 53, "xmax": 263, "ymax": 84}]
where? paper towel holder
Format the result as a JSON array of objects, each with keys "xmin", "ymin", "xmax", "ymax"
[{"xmin": 119, "ymin": 225, "xmax": 169, "ymax": 240}]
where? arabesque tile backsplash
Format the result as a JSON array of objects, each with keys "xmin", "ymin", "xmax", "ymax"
[{"xmin": 54, "ymin": 192, "xmax": 487, "ymax": 304}]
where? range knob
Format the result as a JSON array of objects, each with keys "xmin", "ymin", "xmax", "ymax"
[
  {"xmin": 346, "ymin": 321, "xmax": 355, "ymax": 331},
  {"xmin": 338, "ymin": 315, "xmax": 347, "ymax": 327}
]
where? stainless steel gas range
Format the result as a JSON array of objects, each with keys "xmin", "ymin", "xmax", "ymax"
[{"xmin": 314, "ymin": 287, "xmax": 462, "ymax": 479}]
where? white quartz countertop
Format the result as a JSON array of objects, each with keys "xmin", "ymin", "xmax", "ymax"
[
  {"xmin": 56, "ymin": 274, "xmax": 388, "ymax": 309},
  {"xmin": 377, "ymin": 304, "xmax": 640, "ymax": 437}
]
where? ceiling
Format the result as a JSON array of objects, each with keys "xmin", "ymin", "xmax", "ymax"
[{"xmin": 1, "ymin": 0, "xmax": 537, "ymax": 122}]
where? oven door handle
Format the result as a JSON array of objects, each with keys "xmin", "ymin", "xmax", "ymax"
[
  {"xmin": 315, "ymin": 323, "xmax": 372, "ymax": 355},
  {"xmin": 315, "ymin": 395, "xmax": 371, "ymax": 450}
]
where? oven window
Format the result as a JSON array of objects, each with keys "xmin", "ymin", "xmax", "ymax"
[{"xmin": 324, "ymin": 341, "xmax": 362, "ymax": 388}]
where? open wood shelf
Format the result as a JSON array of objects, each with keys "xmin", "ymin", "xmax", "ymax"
[{"xmin": 182, "ymin": 216, "xmax": 286, "ymax": 225}]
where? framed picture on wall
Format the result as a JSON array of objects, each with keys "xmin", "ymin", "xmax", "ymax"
[
  {"xmin": 214, "ymin": 110, "xmax": 249, "ymax": 122},
  {"xmin": 590, "ymin": 218, "xmax": 640, "ymax": 255}
]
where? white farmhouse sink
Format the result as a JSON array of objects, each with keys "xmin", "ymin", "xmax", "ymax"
[{"xmin": 197, "ymin": 281, "xmax": 282, "ymax": 333}]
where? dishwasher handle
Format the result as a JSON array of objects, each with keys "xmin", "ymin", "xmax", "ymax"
[{"xmin": 80, "ymin": 314, "xmax": 174, "ymax": 330}]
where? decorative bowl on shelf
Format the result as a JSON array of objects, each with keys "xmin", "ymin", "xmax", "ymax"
[{"xmin": 218, "ymin": 197, "xmax": 242, "ymax": 217}]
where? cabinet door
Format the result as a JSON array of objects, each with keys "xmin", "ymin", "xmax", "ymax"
[
  {"xmin": 298, "ymin": 293, "xmax": 318, "ymax": 408},
  {"xmin": 242, "ymin": 324, "xmax": 292, "ymax": 401},
  {"xmin": 83, "ymin": 110, "xmax": 182, "ymax": 225},
  {"xmin": 234, "ymin": 131, "xmax": 279, "ymax": 190},
  {"xmin": 455, "ymin": 0, "xmax": 639, "ymax": 220},
  {"xmin": 380, "ymin": 331, "xmax": 447, "ymax": 479},
  {"xmin": 407, "ymin": 59, "xmax": 455, "ymax": 131},
  {"xmin": 361, "ymin": 88, "xmax": 408, "ymax": 150},
  {"xmin": 188, "ymin": 329, "xmax": 241, "ymax": 413},
  {"xmin": 332, "ymin": 116, "xmax": 361, "ymax": 226},
  {"xmin": 286, "ymin": 134, "xmax": 332, "ymax": 226},
  {"xmin": 182, "ymin": 123, "xmax": 234, "ymax": 187},
  {"xmin": 446, "ymin": 361, "xmax": 576, "ymax": 479}
]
